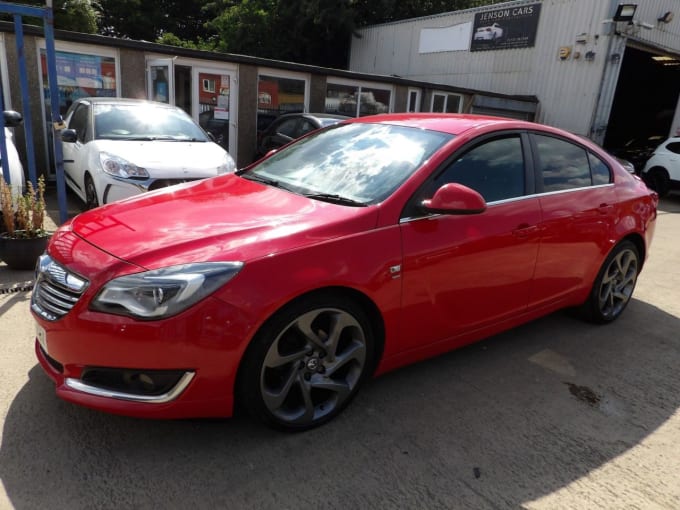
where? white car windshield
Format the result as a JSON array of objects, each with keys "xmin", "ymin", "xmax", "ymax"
[
  {"xmin": 93, "ymin": 103, "xmax": 209, "ymax": 142},
  {"xmin": 245, "ymin": 123, "xmax": 452, "ymax": 205}
]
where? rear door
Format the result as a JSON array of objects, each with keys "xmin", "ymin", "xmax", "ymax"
[{"xmin": 529, "ymin": 132, "xmax": 617, "ymax": 308}]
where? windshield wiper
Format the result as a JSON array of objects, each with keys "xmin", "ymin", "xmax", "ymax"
[
  {"xmin": 304, "ymin": 193, "xmax": 367, "ymax": 207},
  {"xmin": 240, "ymin": 172, "xmax": 295, "ymax": 192}
]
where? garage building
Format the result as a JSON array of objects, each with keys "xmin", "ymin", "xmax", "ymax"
[{"xmin": 349, "ymin": 0, "xmax": 680, "ymax": 156}]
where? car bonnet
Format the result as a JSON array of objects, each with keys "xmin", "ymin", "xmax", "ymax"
[{"xmin": 68, "ymin": 173, "xmax": 378, "ymax": 270}]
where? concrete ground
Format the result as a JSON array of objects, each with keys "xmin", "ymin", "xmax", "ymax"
[{"xmin": 0, "ymin": 192, "xmax": 679, "ymax": 509}]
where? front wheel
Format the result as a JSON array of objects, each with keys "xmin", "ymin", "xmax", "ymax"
[
  {"xmin": 238, "ymin": 294, "xmax": 374, "ymax": 431},
  {"xmin": 581, "ymin": 241, "xmax": 640, "ymax": 323}
]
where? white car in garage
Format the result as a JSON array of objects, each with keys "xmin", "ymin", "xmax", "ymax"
[
  {"xmin": 61, "ymin": 98, "xmax": 236, "ymax": 209},
  {"xmin": 641, "ymin": 136, "xmax": 680, "ymax": 197}
]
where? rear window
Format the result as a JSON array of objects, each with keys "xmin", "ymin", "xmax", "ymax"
[{"xmin": 666, "ymin": 141, "xmax": 680, "ymax": 154}]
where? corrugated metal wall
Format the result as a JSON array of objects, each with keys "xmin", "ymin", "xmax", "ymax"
[{"xmin": 350, "ymin": 0, "xmax": 680, "ymax": 136}]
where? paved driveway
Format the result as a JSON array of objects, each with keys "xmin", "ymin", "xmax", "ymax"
[{"xmin": 1, "ymin": 196, "xmax": 679, "ymax": 509}]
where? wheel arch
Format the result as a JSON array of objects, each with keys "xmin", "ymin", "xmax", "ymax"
[
  {"xmin": 621, "ymin": 232, "xmax": 646, "ymax": 271},
  {"xmin": 236, "ymin": 285, "xmax": 386, "ymax": 384},
  {"xmin": 247, "ymin": 285, "xmax": 385, "ymax": 372}
]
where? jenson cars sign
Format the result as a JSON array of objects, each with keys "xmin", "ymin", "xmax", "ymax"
[{"xmin": 470, "ymin": 3, "xmax": 542, "ymax": 52}]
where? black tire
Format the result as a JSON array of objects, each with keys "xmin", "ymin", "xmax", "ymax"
[
  {"xmin": 237, "ymin": 293, "xmax": 375, "ymax": 431},
  {"xmin": 84, "ymin": 174, "xmax": 99, "ymax": 210},
  {"xmin": 580, "ymin": 241, "xmax": 640, "ymax": 323},
  {"xmin": 646, "ymin": 167, "xmax": 670, "ymax": 198}
]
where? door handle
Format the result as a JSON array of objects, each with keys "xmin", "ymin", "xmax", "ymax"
[
  {"xmin": 512, "ymin": 223, "xmax": 539, "ymax": 239},
  {"xmin": 598, "ymin": 203, "xmax": 614, "ymax": 215}
]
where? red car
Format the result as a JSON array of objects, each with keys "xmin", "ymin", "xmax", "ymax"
[{"xmin": 31, "ymin": 114, "xmax": 657, "ymax": 431}]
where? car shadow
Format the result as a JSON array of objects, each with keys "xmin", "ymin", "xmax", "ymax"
[{"xmin": 1, "ymin": 298, "xmax": 678, "ymax": 508}]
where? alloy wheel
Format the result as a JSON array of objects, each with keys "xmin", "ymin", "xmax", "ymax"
[
  {"xmin": 259, "ymin": 307, "xmax": 367, "ymax": 427},
  {"xmin": 597, "ymin": 248, "xmax": 638, "ymax": 320}
]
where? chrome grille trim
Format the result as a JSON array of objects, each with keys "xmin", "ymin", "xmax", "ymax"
[
  {"xmin": 31, "ymin": 255, "xmax": 89, "ymax": 321},
  {"xmin": 65, "ymin": 371, "xmax": 195, "ymax": 403}
]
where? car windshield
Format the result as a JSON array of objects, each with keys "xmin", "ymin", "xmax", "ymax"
[
  {"xmin": 93, "ymin": 103, "xmax": 209, "ymax": 141},
  {"xmin": 246, "ymin": 122, "xmax": 452, "ymax": 204}
]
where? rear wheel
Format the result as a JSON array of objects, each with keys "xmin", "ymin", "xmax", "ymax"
[
  {"xmin": 84, "ymin": 174, "xmax": 99, "ymax": 210},
  {"xmin": 646, "ymin": 167, "xmax": 670, "ymax": 197},
  {"xmin": 238, "ymin": 294, "xmax": 374, "ymax": 431},
  {"xmin": 581, "ymin": 241, "xmax": 640, "ymax": 323}
]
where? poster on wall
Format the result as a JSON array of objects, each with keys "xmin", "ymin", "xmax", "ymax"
[{"xmin": 470, "ymin": 3, "xmax": 541, "ymax": 52}]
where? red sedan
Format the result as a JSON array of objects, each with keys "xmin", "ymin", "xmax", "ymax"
[{"xmin": 31, "ymin": 114, "xmax": 657, "ymax": 431}]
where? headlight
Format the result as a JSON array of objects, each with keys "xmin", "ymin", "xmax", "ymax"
[
  {"xmin": 90, "ymin": 262, "xmax": 243, "ymax": 320},
  {"xmin": 99, "ymin": 151, "xmax": 149, "ymax": 179},
  {"xmin": 217, "ymin": 152, "xmax": 236, "ymax": 174}
]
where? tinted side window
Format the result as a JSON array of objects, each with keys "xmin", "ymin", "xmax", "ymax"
[
  {"xmin": 666, "ymin": 142, "xmax": 680, "ymax": 154},
  {"xmin": 534, "ymin": 135, "xmax": 591, "ymax": 192},
  {"xmin": 298, "ymin": 120, "xmax": 317, "ymax": 136},
  {"xmin": 69, "ymin": 105, "xmax": 90, "ymax": 143},
  {"xmin": 432, "ymin": 136, "xmax": 525, "ymax": 203},
  {"xmin": 588, "ymin": 153, "xmax": 611, "ymax": 185},
  {"xmin": 276, "ymin": 118, "xmax": 299, "ymax": 137}
]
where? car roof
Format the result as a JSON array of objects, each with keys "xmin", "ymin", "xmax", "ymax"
[{"xmin": 348, "ymin": 113, "xmax": 540, "ymax": 136}]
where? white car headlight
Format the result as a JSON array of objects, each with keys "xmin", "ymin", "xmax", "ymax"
[
  {"xmin": 217, "ymin": 152, "xmax": 237, "ymax": 174},
  {"xmin": 99, "ymin": 151, "xmax": 150, "ymax": 179},
  {"xmin": 90, "ymin": 262, "xmax": 243, "ymax": 319}
]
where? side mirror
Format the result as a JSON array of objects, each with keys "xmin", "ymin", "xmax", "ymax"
[
  {"xmin": 3, "ymin": 110, "xmax": 23, "ymax": 128},
  {"xmin": 61, "ymin": 129, "xmax": 78, "ymax": 143},
  {"xmin": 421, "ymin": 183, "xmax": 487, "ymax": 215}
]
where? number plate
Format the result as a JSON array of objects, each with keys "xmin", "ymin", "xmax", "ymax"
[{"xmin": 36, "ymin": 324, "xmax": 48, "ymax": 355}]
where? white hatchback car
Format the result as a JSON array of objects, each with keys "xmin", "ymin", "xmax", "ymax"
[
  {"xmin": 640, "ymin": 136, "xmax": 680, "ymax": 197},
  {"xmin": 61, "ymin": 98, "xmax": 236, "ymax": 209},
  {"xmin": 1, "ymin": 110, "xmax": 25, "ymax": 199}
]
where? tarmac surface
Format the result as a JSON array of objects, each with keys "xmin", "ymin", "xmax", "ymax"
[{"xmin": 0, "ymin": 191, "xmax": 679, "ymax": 509}]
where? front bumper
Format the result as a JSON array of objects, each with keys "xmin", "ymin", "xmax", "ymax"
[{"xmin": 30, "ymin": 229, "xmax": 251, "ymax": 419}]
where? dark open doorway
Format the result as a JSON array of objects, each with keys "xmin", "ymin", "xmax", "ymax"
[{"xmin": 604, "ymin": 46, "xmax": 680, "ymax": 171}]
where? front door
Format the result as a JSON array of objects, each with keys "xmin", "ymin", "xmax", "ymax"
[{"xmin": 398, "ymin": 134, "xmax": 541, "ymax": 352}]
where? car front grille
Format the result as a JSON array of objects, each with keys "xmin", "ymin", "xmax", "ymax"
[{"xmin": 31, "ymin": 255, "xmax": 88, "ymax": 321}]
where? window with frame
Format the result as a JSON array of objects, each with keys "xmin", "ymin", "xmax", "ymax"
[
  {"xmin": 666, "ymin": 142, "xmax": 680, "ymax": 154},
  {"xmin": 408, "ymin": 90, "xmax": 420, "ymax": 112},
  {"xmin": 588, "ymin": 153, "xmax": 611, "ymax": 185},
  {"xmin": 326, "ymin": 82, "xmax": 391, "ymax": 117},
  {"xmin": 534, "ymin": 135, "xmax": 591, "ymax": 192},
  {"xmin": 416, "ymin": 135, "xmax": 525, "ymax": 207},
  {"xmin": 431, "ymin": 92, "xmax": 462, "ymax": 113},
  {"xmin": 68, "ymin": 104, "xmax": 90, "ymax": 143},
  {"xmin": 275, "ymin": 118, "xmax": 299, "ymax": 137},
  {"xmin": 202, "ymin": 79, "xmax": 216, "ymax": 93},
  {"xmin": 40, "ymin": 49, "xmax": 117, "ymax": 115}
]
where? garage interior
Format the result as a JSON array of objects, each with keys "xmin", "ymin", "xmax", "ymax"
[{"xmin": 603, "ymin": 45, "xmax": 680, "ymax": 153}]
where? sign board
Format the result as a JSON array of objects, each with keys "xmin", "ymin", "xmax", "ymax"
[{"xmin": 470, "ymin": 3, "xmax": 541, "ymax": 52}]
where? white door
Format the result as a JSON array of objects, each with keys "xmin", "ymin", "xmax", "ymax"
[
  {"xmin": 147, "ymin": 58, "xmax": 174, "ymax": 104},
  {"xmin": 193, "ymin": 67, "xmax": 238, "ymax": 158}
]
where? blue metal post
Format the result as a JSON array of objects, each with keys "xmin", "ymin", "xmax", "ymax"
[
  {"xmin": 13, "ymin": 14, "xmax": 38, "ymax": 187},
  {"xmin": 43, "ymin": 5, "xmax": 68, "ymax": 224}
]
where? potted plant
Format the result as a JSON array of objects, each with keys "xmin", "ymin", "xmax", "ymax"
[{"xmin": 0, "ymin": 175, "xmax": 50, "ymax": 270}]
